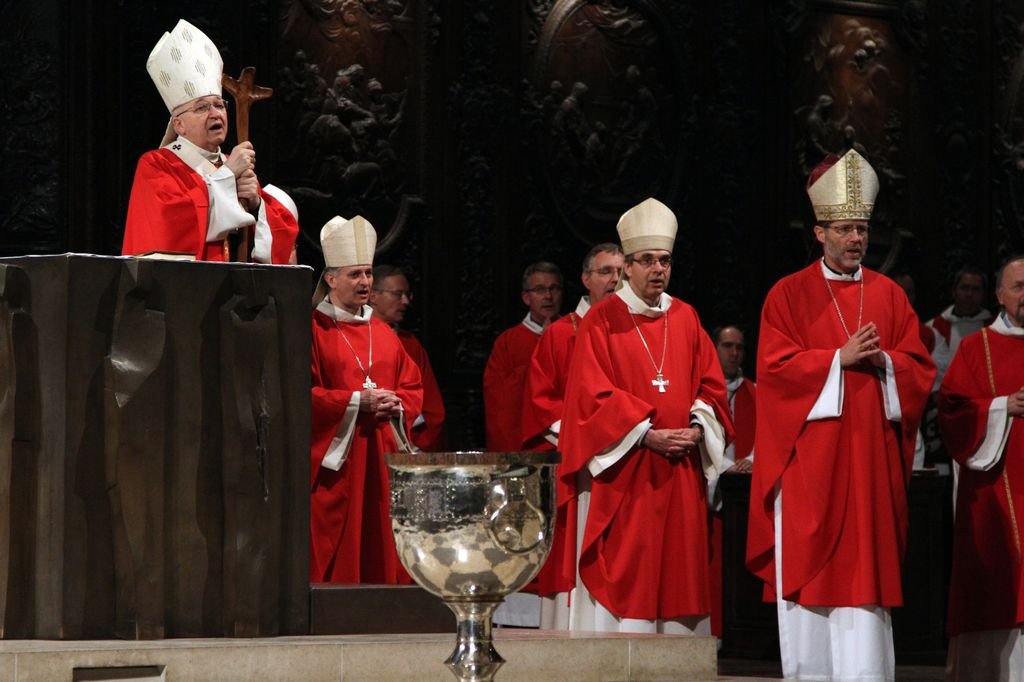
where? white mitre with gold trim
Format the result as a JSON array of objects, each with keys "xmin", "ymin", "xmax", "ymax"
[
  {"xmin": 806, "ymin": 149, "xmax": 879, "ymax": 222},
  {"xmin": 616, "ymin": 197, "xmax": 678, "ymax": 255},
  {"xmin": 146, "ymin": 19, "xmax": 223, "ymax": 112},
  {"xmin": 321, "ymin": 215, "xmax": 377, "ymax": 267}
]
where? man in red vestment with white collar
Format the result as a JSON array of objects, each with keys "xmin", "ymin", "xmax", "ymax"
[
  {"xmin": 746, "ymin": 149, "xmax": 934, "ymax": 680},
  {"xmin": 483, "ymin": 262, "xmax": 563, "ymax": 451},
  {"xmin": 559, "ymin": 197, "xmax": 733, "ymax": 633},
  {"xmin": 123, "ymin": 19, "xmax": 298, "ymax": 264},
  {"xmin": 309, "ymin": 215, "xmax": 422, "ymax": 583},
  {"xmin": 516, "ymin": 242, "xmax": 623, "ymax": 629},
  {"xmin": 370, "ymin": 264, "xmax": 447, "ymax": 452},
  {"xmin": 942, "ymin": 255, "xmax": 1024, "ymax": 680},
  {"xmin": 708, "ymin": 324, "xmax": 757, "ymax": 637}
]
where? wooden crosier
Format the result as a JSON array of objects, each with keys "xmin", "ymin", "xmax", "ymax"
[{"xmin": 221, "ymin": 67, "xmax": 273, "ymax": 262}]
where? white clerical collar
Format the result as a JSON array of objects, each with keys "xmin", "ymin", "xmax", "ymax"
[
  {"xmin": 316, "ymin": 296, "xmax": 373, "ymax": 324},
  {"xmin": 575, "ymin": 296, "xmax": 592, "ymax": 317},
  {"xmin": 725, "ymin": 372, "xmax": 745, "ymax": 393},
  {"xmin": 165, "ymin": 134, "xmax": 225, "ymax": 167},
  {"xmin": 942, "ymin": 304, "xmax": 992, "ymax": 323},
  {"xmin": 992, "ymin": 312, "xmax": 1024, "ymax": 336},
  {"xmin": 616, "ymin": 284, "xmax": 672, "ymax": 318},
  {"xmin": 522, "ymin": 313, "xmax": 546, "ymax": 335},
  {"xmin": 819, "ymin": 258, "xmax": 862, "ymax": 281}
]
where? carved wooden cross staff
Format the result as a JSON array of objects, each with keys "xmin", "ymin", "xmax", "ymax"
[
  {"xmin": 222, "ymin": 66, "xmax": 273, "ymax": 144},
  {"xmin": 221, "ymin": 67, "xmax": 273, "ymax": 262}
]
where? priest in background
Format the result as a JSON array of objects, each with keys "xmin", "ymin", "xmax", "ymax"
[
  {"xmin": 941, "ymin": 254, "xmax": 1024, "ymax": 680},
  {"xmin": 369, "ymin": 264, "xmax": 447, "ymax": 451},
  {"xmin": 123, "ymin": 19, "xmax": 298, "ymax": 264},
  {"xmin": 309, "ymin": 216, "xmax": 422, "ymax": 584},
  {"xmin": 515, "ymin": 242, "xmax": 624, "ymax": 629},
  {"xmin": 559, "ymin": 197, "xmax": 733, "ymax": 633},
  {"xmin": 746, "ymin": 149, "xmax": 934, "ymax": 681},
  {"xmin": 483, "ymin": 262, "xmax": 563, "ymax": 451},
  {"xmin": 708, "ymin": 324, "xmax": 757, "ymax": 639}
]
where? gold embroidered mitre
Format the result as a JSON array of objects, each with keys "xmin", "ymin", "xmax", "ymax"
[
  {"xmin": 806, "ymin": 149, "xmax": 879, "ymax": 222},
  {"xmin": 321, "ymin": 215, "xmax": 377, "ymax": 268},
  {"xmin": 616, "ymin": 197, "xmax": 678, "ymax": 255}
]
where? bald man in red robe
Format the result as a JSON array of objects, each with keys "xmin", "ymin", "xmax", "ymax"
[
  {"xmin": 746, "ymin": 150, "xmax": 934, "ymax": 680},
  {"xmin": 560, "ymin": 198, "xmax": 733, "ymax": 633},
  {"xmin": 942, "ymin": 255, "xmax": 1024, "ymax": 680}
]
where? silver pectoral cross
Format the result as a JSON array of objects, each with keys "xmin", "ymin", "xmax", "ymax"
[
  {"xmin": 362, "ymin": 377, "xmax": 377, "ymax": 390},
  {"xmin": 652, "ymin": 373, "xmax": 669, "ymax": 393}
]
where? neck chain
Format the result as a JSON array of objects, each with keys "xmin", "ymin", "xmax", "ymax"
[
  {"xmin": 823, "ymin": 270, "xmax": 864, "ymax": 339},
  {"xmin": 631, "ymin": 311, "xmax": 670, "ymax": 392},
  {"xmin": 334, "ymin": 318, "xmax": 376, "ymax": 389}
]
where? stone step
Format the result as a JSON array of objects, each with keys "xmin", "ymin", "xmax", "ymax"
[{"xmin": 0, "ymin": 630, "xmax": 718, "ymax": 681}]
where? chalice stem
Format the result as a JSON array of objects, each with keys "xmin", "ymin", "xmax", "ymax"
[{"xmin": 444, "ymin": 598, "xmax": 505, "ymax": 682}]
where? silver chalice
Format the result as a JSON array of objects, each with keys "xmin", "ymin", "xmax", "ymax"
[{"xmin": 386, "ymin": 451, "xmax": 559, "ymax": 682}]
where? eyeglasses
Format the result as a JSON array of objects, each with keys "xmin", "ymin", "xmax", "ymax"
[
  {"xmin": 524, "ymin": 285, "xmax": 563, "ymax": 295},
  {"xmin": 630, "ymin": 254, "xmax": 672, "ymax": 269},
  {"xmin": 586, "ymin": 266, "xmax": 623, "ymax": 277},
  {"xmin": 826, "ymin": 224, "xmax": 870, "ymax": 237},
  {"xmin": 177, "ymin": 98, "xmax": 229, "ymax": 117},
  {"xmin": 378, "ymin": 289, "xmax": 413, "ymax": 301}
]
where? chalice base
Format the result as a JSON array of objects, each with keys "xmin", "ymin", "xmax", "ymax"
[{"xmin": 443, "ymin": 597, "xmax": 505, "ymax": 682}]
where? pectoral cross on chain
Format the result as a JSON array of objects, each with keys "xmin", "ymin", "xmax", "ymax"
[
  {"xmin": 362, "ymin": 377, "xmax": 377, "ymax": 390},
  {"xmin": 652, "ymin": 373, "xmax": 669, "ymax": 393}
]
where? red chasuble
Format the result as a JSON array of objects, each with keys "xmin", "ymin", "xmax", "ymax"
[
  {"xmin": 732, "ymin": 379, "xmax": 757, "ymax": 460},
  {"xmin": 483, "ymin": 322, "xmax": 541, "ymax": 451},
  {"xmin": 521, "ymin": 312, "xmax": 580, "ymax": 450},
  {"xmin": 560, "ymin": 295, "xmax": 733, "ymax": 619},
  {"xmin": 519, "ymin": 312, "xmax": 582, "ymax": 596},
  {"xmin": 310, "ymin": 310, "xmax": 423, "ymax": 583},
  {"xmin": 941, "ymin": 327, "xmax": 1024, "ymax": 636},
  {"xmin": 396, "ymin": 330, "xmax": 447, "ymax": 452},
  {"xmin": 123, "ymin": 149, "xmax": 299, "ymax": 263},
  {"xmin": 746, "ymin": 263, "xmax": 934, "ymax": 607}
]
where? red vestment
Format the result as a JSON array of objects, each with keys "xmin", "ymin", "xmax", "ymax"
[
  {"xmin": 520, "ymin": 311, "xmax": 582, "ymax": 596},
  {"xmin": 941, "ymin": 326, "xmax": 1024, "ymax": 636},
  {"xmin": 309, "ymin": 309, "xmax": 423, "ymax": 583},
  {"xmin": 732, "ymin": 378, "xmax": 757, "ymax": 460},
  {"xmin": 746, "ymin": 263, "xmax": 934, "ymax": 606},
  {"xmin": 484, "ymin": 321, "xmax": 541, "ymax": 451},
  {"xmin": 396, "ymin": 330, "xmax": 447, "ymax": 452},
  {"xmin": 560, "ymin": 295, "xmax": 733, "ymax": 619},
  {"xmin": 123, "ymin": 149, "xmax": 299, "ymax": 263}
]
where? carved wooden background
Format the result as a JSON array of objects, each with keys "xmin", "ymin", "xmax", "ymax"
[{"xmin": 2, "ymin": 0, "xmax": 1024, "ymax": 448}]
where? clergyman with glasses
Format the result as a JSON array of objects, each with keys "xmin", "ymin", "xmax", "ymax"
[
  {"xmin": 122, "ymin": 19, "xmax": 299, "ymax": 264},
  {"xmin": 557, "ymin": 197, "xmax": 734, "ymax": 634},
  {"xmin": 517, "ymin": 242, "xmax": 624, "ymax": 628},
  {"xmin": 369, "ymin": 264, "xmax": 447, "ymax": 451},
  {"xmin": 483, "ymin": 261, "xmax": 563, "ymax": 452},
  {"xmin": 746, "ymin": 149, "xmax": 935, "ymax": 680}
]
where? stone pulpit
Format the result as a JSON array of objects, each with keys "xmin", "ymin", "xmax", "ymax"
[{"xmin": 0, "ymin": 255, "xmax": 311, "ymax": 639}]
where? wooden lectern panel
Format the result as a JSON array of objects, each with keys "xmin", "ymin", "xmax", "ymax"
[{"xmin": 0, "ymin": 255, "xmax": 311, "ymax": 639}]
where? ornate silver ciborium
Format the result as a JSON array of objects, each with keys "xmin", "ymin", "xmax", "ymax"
[{"xmin": 386, "ymin": 451, "xmax": 559, "ymax": 682}]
